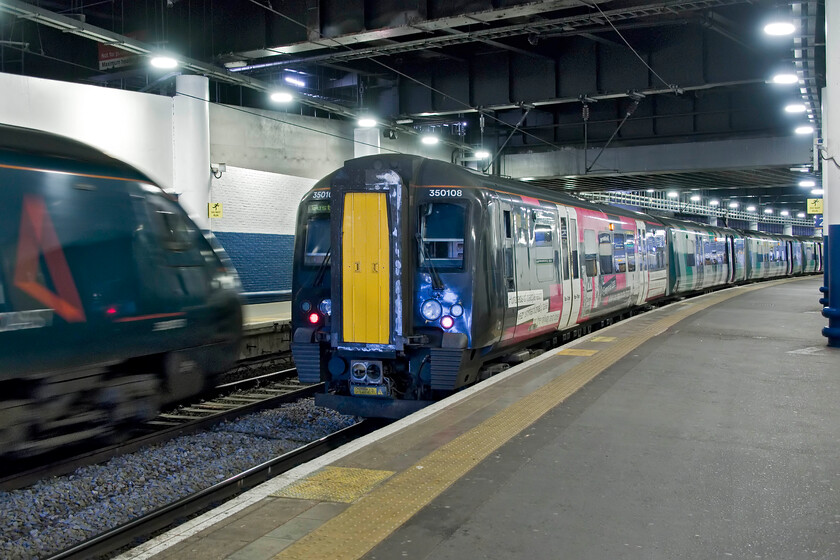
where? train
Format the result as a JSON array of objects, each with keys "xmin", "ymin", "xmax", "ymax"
[
  {"xmin": 291, "ymin": 155, "xmax": 823, "ymax": 418},
  {"xmin": 0, "ymin": 124, "xmax": 243, "ymax": 456}
]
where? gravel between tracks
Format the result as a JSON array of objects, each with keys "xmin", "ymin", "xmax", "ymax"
[{"xmin": 0, "ymin": 398, "xmax": 356, "ymax": 560}]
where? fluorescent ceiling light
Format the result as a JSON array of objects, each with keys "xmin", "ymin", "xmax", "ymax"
[
  {"xmin": 150, "ymin": 56, "xmax": 178, "ymax": 69},
  {"xmin": 764, "ymin": 22, "xmax": 795, "ymax": 36},
  {"xmin": 780, "ymin": 210, "xmax": 789, "ymax": 216},
  {"xmin": 284, "ymin": 76, "xmax": 306, "ymax": 88},
  {"xmin": 667, "ymin": 191, "xmax": 679, "ymax": 198},
  {"xmin": 746, "ymin": 205, "xmax": 757, "ymax": 212},
  {"xmin": 772, "ymin": 73, "xmax": 798, "ymax": 84},
  {"xmin": 690, "ymin": 195, "xmax": 701, "ymax": 202},
  {"xmin": 811, "ymin": 189, "xmax": 824, "ymax": 196},
  {"xmin": 795, "ymin": 125, "xmax": 815, "ymax": 134},
  {"xmin": 270, "ymin": 91, "xmax": 293, "ymax": 103},
  {"xmin": 728, "ymin": 202, "xmax": 739, "ymax": 208},
  {"xmin": 520, "ymin": 177, "xmax": 535, "ymax": 181},
  {"xmin": 646, "ymin": 189, "xmax": 655, "ymax": 193},
  {"xmin": 709, "ymin": 200, "xmax": 720, "ymax": 206},
  {"xmin": 764, "ymin": 208, "xmax": 774, "ymax": 214},
  {"xmin": 357, "ymin": 117, "xmax": 377, "ymax": 128},
  {"xmin": 475, "ymin": 150, "xmax": 490, "ymax": 159},
  {"xmin": 421, "ymin": 135, "xmax": 439, "ymax": 145},
  {"xmin": 785, "ymin": 103, "xmax": 807, "ymax": 113},
  {"xmin": 799, "ymin": 180, "xmax": 816, "ymax": 187},
  {"xmin": 797, "ymin": 212, "xmax": 806, "ymax": 218}
]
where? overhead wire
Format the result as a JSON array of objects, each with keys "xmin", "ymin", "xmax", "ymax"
[{"xmin": 241, "ymin": 0, "xmax": 569, "ymax": 155}]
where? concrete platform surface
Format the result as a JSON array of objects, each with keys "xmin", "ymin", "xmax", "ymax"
[
  {"xmin": 123, "ymin": 277, "xmax": 840, "ymax": 560},
  {"xmin": 243, "ymin": 301, "xmax": 291, "ymax": 327}
]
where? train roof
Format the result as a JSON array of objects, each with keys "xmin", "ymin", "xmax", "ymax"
[
  {"xmin": 324, "ymin": 154, "xmax": 664, "ymax": 226},
  {"xmin": 0, "ymin": 123, "xmax": 154, "ymax": 183}
]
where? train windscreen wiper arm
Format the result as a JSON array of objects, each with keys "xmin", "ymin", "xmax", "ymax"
[
  {"xmin": 416, "ymin": 233, "xmax": 444, "ymax": 290},
  {"xmin": 313, "ymin": 246, "xmax": 332, "ymax": 287}
]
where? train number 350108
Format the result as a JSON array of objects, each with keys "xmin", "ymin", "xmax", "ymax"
[{"xmin": 428, "ymin": 188, "xmax": 463, "ymax": 197}]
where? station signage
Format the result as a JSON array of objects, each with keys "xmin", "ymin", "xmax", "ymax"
[{"xmin": 807, "ymin": 198, "xmax": 824, "ymax": 214}]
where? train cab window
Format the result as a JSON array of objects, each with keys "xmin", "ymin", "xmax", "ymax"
[
  {"xmin": 304, "ymin": 201, "xmax": 331, "ymax": 266},
  {"xmin": 613, "ymin": 234, "xmax": 626, "ymax": 273},
  {"xmin": 599, "ymin": 232, "xmax": 614, "ymax": 275},
  {"xmin": 147, "ymin": 196, "xmax": 194, "ymax": 252},
  {"xmin": 419, "ymin": 202, "xmax": 465, "ymax": 269}
]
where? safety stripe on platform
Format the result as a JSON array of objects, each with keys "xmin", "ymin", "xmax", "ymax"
[
  {"xmin": 557, "ymin": 348, "xmax": 599, "ymax": 356},
  {"xmin": 273, "ymin": 280, "xmax": 789, "ymax": 560}
]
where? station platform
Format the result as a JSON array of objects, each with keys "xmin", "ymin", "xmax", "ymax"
[
  {"xmin": 122, "ymin": 276, "xmax": 840, "ymax": 560},
  {"xmin": 243, "ymin": 302, "xmax": 291, "ymax": 328}
]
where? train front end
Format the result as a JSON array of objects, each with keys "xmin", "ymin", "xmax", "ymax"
[{"xmin": 291, "ymin": 156, "xmax": 478, "ymax": 418}]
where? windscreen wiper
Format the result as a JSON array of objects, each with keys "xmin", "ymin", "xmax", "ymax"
[
  {"xmin": 416, "ymin": 233, "xmax": 444, "ymax": 290},
  {"xmin": 313, "ymin": 246, "xmax": 332, "ymax": 288}
]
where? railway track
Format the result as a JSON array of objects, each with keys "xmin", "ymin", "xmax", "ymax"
[
  {"xmin": 0, "ymin": 366, "xmax": 319, "ymax": 491},
  {"xmin": 43, "ymin": 420, "xmax": 375, "ymax": 560}
]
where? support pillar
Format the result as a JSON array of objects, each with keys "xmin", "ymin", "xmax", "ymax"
[
  {"xmin": 749, "ymin": 221, "xmax": 758, "ymax": 230},
  {"xmin": 783, "ymin": 224, "xmax": 793, "ymax": 236},
  {"xmin": 173, "ymin": 75, "xmax": 211, "ymax": 229},
  {"xmin": 822, "ymin": 0, "xmax": 840, "ymax": 346}
]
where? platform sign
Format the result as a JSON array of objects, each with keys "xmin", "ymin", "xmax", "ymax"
[
  {"xmin": 807, "ymin": 198, "xmax": 824, "ymax": 214},
  {"xmin": 208, "ymin": 203, "xmax": 223, "ymax": 218},
  {"xmin": 815, "ymin": 215, "xmax": 824, "ymax": 227}
]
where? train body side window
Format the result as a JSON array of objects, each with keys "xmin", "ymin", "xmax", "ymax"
[
  {"xmin": 148, "ymin": 198, "xmax": 194, "ymax": 252},
  {"xmin": 304, "ymin": 201, "xmax": 331, "ymax": 266},
  {"xmin": 626, "ymin": 234, "xmax": 636, "ymax": 272},
  {"xmin": 685, "ymin": 236, "xmax": 696, "ymax": 267},
  {"xmin": 613, "ymin": 233, "xmax": 626, "ymax": 273},
  {"xmin": 583, "ymin": 229, "xmax": 598, "ymax": 276},
  {"xmin": 503, "ymin": 210, "xmax": 512, "ymax": 239},
  {"xmin": 599, "ymin": 232, "xmax": 614, "ymax": 274},
  {"xmin": 419, "ymin": 202, "xmax": 465, "ymax": 269}
]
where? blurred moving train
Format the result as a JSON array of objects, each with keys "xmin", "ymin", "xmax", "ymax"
[
  {"xmin": 0, "ymin": 124, "xmax": 243, "ymax": 456},
  {"xmin": 292, "ymin": 155, "xmax": 823, "ymax": 418}
]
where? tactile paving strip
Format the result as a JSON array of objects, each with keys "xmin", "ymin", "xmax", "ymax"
[
  {"xmin": 556, "ymin": 348, "xmax": 599, "ymax": 356},
  {"xmin": 272, "ymin": 467, "xmax": 395, "ymax": 503},
  {"xmin": 272, "ymin": 279, "xmax": 794, "ymax": 560}
]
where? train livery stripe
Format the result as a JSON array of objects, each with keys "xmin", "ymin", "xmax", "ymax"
[
  {"xmin": 0, "ymin": 162, "xmax": 151, "ymax": 184},
  {"xmin": 272, "ymin": 279, "xmax": 794, "ymax": 560},
  {"xmin": 342, "ymin": 192, "xmax": 390, "ymax": 344},
  {"xmin": 13, "ymin": 195, "xmax": 86, "ymax": 323}
]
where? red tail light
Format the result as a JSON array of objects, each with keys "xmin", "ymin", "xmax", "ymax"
[{"xmin": 308, "ymin": 312, "xmax": 320, "ymax": 324}]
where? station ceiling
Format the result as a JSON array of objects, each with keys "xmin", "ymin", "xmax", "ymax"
[{"xmin": 0, "ymin": 0, "xmax": 826, "ymax": 216}]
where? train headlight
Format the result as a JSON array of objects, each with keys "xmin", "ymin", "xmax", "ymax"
[
  {"xmin": 319, "ymin": 299, "xmax": 332, "ymax": 316},
  {"xmin": 351, "ymin": 363, "xmax": 367, "ymax": 380},
  {"xmin": 420, "ymin": 299, "xmax": 442, "ymax": 321},
  {"xmin": 450, "ymin": 304, "xmax": 463, "ymax": 317},
  {"xmin": 366, "ymin": 363, "xmax": 383, "ymax": 383},
  {"xmin": 301, "ymin": 300, "xmax": 312, "ymax": 312},
  {"xmin": 440, "ymin": 315, "xmax": 455, "ymax": 329}
]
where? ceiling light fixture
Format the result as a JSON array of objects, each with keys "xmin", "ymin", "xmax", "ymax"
[
  {"xmin": 795, "ymin": 125, "xmax": 815, "ymax": 134},
  {"xmin": 747, "ymin": 205, "xmax": 757, "ymax": 212},
  {"xmin": 667, "ymin": 191, "xmax": 679, "ymax": 198},
  {"xmin": 270, "ymin": 91, "xmax": 293, "ymax": 103},
  {"xmin": 812, "ymin": 189, "xmax": 824, "ymax": 196},
  {"xmin": 764, "ymin": 208, "xmax": 774, "ymax": 214},
  {"xmin": 475, "ymin": 150, "xmax": 490, "ymax": 159},
  {"xmin": 646, "ymin": 189, "xmax": 655, "ymax": 193},
  {"xmin": 772, "ymin": 73, "xmax": 798, "ymax": 84},
  {"xmin": 764, "ymin": 22, "xmax": 795, "ymax": 36},
  {"xmin": 357, "ymin": 117, "xmax": 377, "ymax": 128},
  {"xmin": 799, "ymin": 180, "xmax": 816, "ymax": 187},
  {"xmin": 797, "ymin": 212, "xmax": 806, "ymax": 218},
  {"xmin": 780, "ymin": 210, "xmax": 790, "ymax": 216},
  {"xmin": 520, "ymin": 177, "xmax": 536, "ymax": 181},
  {"xmin": 729, "ymin": 202, "xmax": 739, "ymax": 208},
  {"xmin": 421, "ymin": 135, "xmax": 439, "ymax": 145},
  {"xmin": 709, "ymin": 200, "xmax": 720, "ymax": 206},
  {"xmin": 785, "ymin": 103, "xmax": 807, "ymax": 113},
  {"xmin": 690, "ymin": 195, "xmax": 701, "ymax": 202},
  {"xmin": 284, "ymin": 75, "xmax": 306, "ymax": 88},
  {"xmin": 150, "ymin": 55, "xmax": 178, "ymax": 69}
]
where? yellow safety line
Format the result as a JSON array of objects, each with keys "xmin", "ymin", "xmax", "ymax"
[{"xmin": 273, "ymin": 280, "xmax": 794, "ymax": 560}]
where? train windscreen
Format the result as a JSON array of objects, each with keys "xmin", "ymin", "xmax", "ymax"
[
  {"xmin": 304, "ymin": 201, "xmax": 331, "ymax": 266},
  {"xmin": 419, "ymin": 202, "xmax": 465, "ymax": 270}
]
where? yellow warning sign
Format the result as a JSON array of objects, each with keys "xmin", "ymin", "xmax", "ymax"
[
  {"xmin": 807, "ymin": 198, "xmax": 823, "ymax": 215},
  {"xmin": 208, "ymin": 202, "xmax": 223, "ymax": 218}
]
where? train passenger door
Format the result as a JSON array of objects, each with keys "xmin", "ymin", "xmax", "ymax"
[
  {"xmin": 498, "ymin": 196, "xmax": 517, "ymax": 342},
  {"xmin": 725, "ymin": 236, "xmax": 735, "ymax": 283},
  {"xmin": 557, "ymin": 206, "xmax": 581, "ymax": 329},
  {"xmin": 633, "ymin": 221, "xmax": 647, "ymax": 305},
  {"xmin": 786, "ymin": 241, "xmax": 794, "ymax": 275}
]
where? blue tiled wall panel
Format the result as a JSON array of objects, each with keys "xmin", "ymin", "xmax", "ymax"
[{"xmin": 213, "ymin": 231, "xmax": 295, "ymax": 292}]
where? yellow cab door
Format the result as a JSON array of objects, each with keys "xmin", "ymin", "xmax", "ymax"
[{"xmin": 342, "ymin": 192, "xmax": 391, "ymax": 343}]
